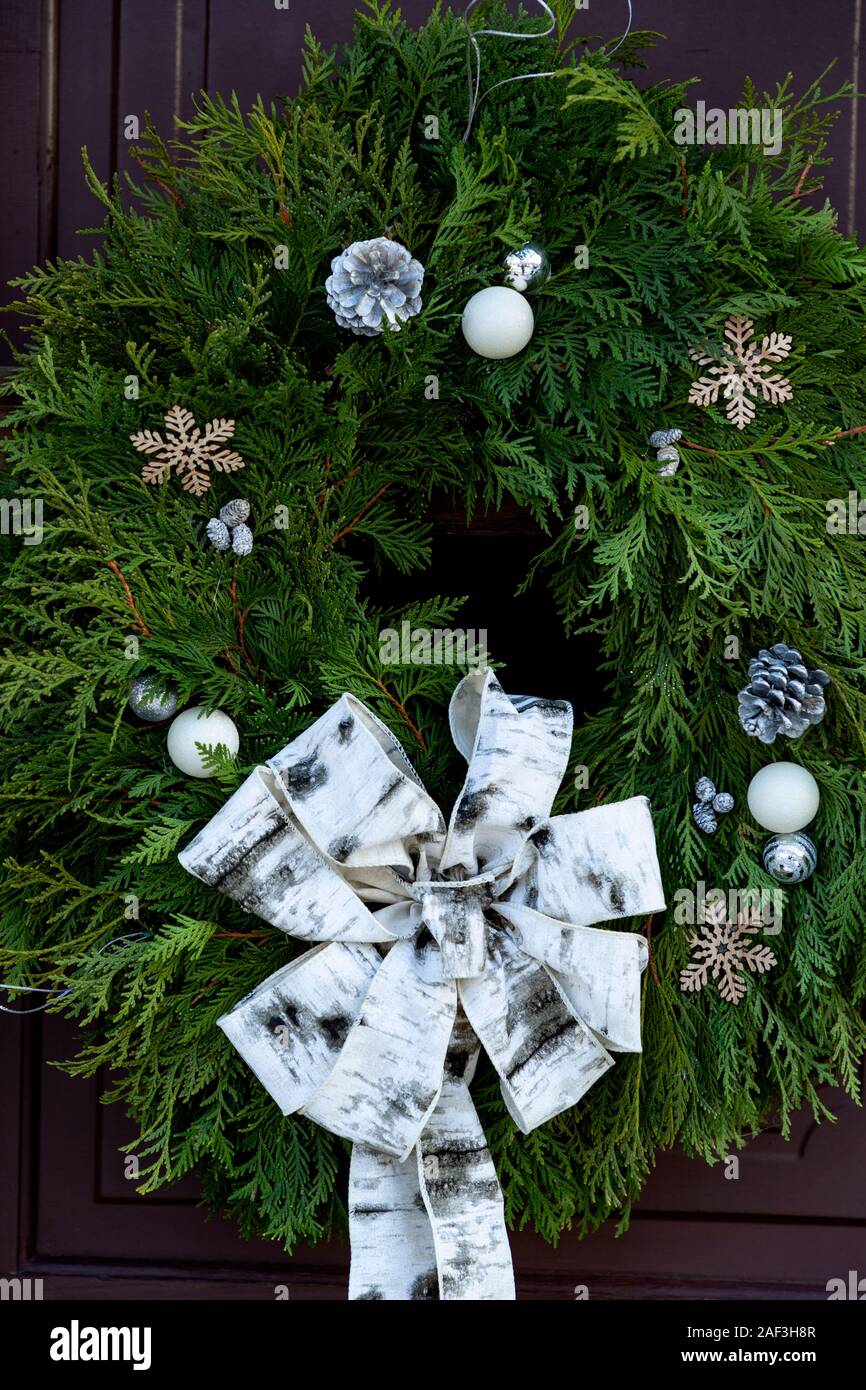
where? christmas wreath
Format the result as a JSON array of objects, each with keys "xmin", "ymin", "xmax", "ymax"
[{"xmin": 2, "ymin": 1, "xmax": 865, "ymax": 1271}]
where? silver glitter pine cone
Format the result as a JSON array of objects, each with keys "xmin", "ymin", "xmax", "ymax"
[
  {"xmin": 219, "ymin": 498, "xmax": 250, "ymax": 528},
  {"xmin": 325, "ymin": 237, "xmax": 424, "ymax": 336},
  {"xmin": 503, "ymin": 241, "xmax": 550, "ymax": 294},
  {"xmin": 206, "ymin": 517, "xmax": 231, "ymax": 551},
  {"xmin": 762, "ymin": 832, "xmax": 817, "ymax": 884},
  {"xmin": 231, "ymin": 522, "xmax": 253, "ymax": 556},
  {"xmin": 649, "ymin": 428, "xmax": 683, "ymax": 449},
  {"xmin": 738, "ymin": 643, "xmax": 830, "ymax": 744},
  {"xmin": 656, "ymin": 444, "xmax": 680, "ymax": 477},
  {"xmin": 128, "ymin": 674, "xmax": 179, "ymax": 722},
  {"xmin": 692, "ymin": 800, "xmax": 720, "ymax": 834}
]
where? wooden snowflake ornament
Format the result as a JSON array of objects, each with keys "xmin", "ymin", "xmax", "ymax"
[
  {"xmin": 130, "ymin": 405, "xmax": 245, "ymax": 496},
  {"xmin": 680, "ymin": 897, "xmax": 778, "ymax": 1005},
  {"xmin": 688, "ymin": 317, "xmax": 793, "ymax": 430}
]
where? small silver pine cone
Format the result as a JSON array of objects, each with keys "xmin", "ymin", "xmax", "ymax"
[
  {"xmin": 712, "ymin": 791, "xmax": 735, "ymax": 815},
  {"xmin": 649, "ymin": 428, "xmax": 683, "ymax": 448},
  {"xmin": 325, "ymin": 237, "xmax": 424, "ymax": 336},
  {"xmin": 231, "ymin": 522, "xmax": 253, "ymax": 556},
  {"xmin": 692, "ymin": 801, "xmax": 719, "ymax": 834},
  {"xmin": 738, "ymin": 643, "xmax": 830, "ymax": 744},
  {"xmin": 219, "ymin": 498, "xmax": 250, "ymax": 528},
  {"xmin": 656, "ymin": 444, "xmax": 680, "ymax": 477},
  {"xmin": 206, "ymin": 517, "xmax": 231, "ymax": 551},
  {"xmin": 695, "ymin": 776, "xmax": 716, "ymax": 802}
]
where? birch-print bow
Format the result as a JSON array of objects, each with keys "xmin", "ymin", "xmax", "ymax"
[{"xmin": 178, "ymin": 670, "xmax": 666, "ymax": 1300}]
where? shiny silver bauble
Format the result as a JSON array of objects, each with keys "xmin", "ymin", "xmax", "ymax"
[
  {"xmin": 128, "ymin": 674, "xmax": 179, "ymax": 723},
  {"xmin": 503, "ymin": 241, "xmax": 550, "ymax": 295},
  {"xmin": 762, "ymin": 832, "xmax": 817, "ymax": 884}
]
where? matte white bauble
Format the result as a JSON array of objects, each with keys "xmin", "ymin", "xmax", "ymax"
[
  {"xmin": 167, "ymin": 706, "xmax": 239, "ymax": 778},
  {"xmin": 746, "ymin": 762, "xmax": 820, "ymax": 833},
  {"xmin": 461, "ymin": 286, "xmax": 534, "ymax": 359}
]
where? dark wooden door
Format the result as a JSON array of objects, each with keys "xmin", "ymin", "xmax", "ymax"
[{"xmin": 2, "ymin": 0, "xmax": 866, "ymax": 1300}]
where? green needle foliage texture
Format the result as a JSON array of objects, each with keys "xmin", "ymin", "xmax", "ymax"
[{"xmin": 1, "ymin": 1, "xmax": 865, "ymax": 1249}]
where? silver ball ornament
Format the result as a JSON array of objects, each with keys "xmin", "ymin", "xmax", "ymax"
[
  {"xmin": 503, "ymin": 241, "xmax": 550, "ymax": 295},
  {"xmin": 128, "ymin": 674, "xmax": 179, "ymax": 723},
  {"xmin": 762, "ymin": 832, "xmax": 817, "ymax": 884}
]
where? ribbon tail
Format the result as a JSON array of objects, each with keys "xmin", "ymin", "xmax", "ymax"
[
  {"xmin": 348, "ymin": 1144, "xmax": 439, "ymax": 1301},
  {"xmin": 349, "ymin": 1079, "xmax": 515, "ymax": 1301},
  {"xmin": 418, "ymin": 1076, "xmax": 515, "ymax": 1300}
]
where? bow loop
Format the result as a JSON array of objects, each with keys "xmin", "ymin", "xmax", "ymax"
[
  {"xmin": 442, "ymin": 670, "xmax": 573, "ymax": 873},
  {"xmin": 507, "ymin": 798, "xmax": 665, "ymax": 928},
  {"xmin": 178, "ymin": 769, "xmax": 396, "ymax": 943},
  {"xmin": 459, "ymin": 923, "xmax": 613, "ymax": 1132},
  {"xmin": 495, "ymin": 901, "xmax": 648, "ymax": 1053},
  {"xmin": 268, "ymin": 695, "xmax": 445, "ymax": 868}
]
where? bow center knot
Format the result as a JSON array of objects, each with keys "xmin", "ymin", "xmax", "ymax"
[{"xmin": 413, "ymin": 873, "xmax": 495, "ymax": 981}]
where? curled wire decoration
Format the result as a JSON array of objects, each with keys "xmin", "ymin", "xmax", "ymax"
[
  {"xmin": 0, "ymin": 930, "xmax": 151, "ymax": 1015},
  {"xmin": 462, "ymin": 0, "xmax": 634, "ymax": 141}
]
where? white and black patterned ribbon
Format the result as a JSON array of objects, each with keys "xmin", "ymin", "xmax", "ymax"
[{"xmin": 179, "ymin": 669, "xmax": 665, "ymax": 1300}]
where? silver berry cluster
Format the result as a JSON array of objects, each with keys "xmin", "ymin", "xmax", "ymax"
[
  {"xmin": 649, "ymin": 427, "xmax": 682, "ymax": 477},
  {"xmin": 692, "ymin": 776, "xmax": 735, "ymax": 835},
  {"xmin": 206, "ymin": 498, "xmax": 253, "ymax": 556}
]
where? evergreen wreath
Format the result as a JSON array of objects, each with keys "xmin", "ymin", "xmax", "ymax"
[{"xmin": 2, "ymin": 1, "xmax": 865, "ymax": 1252}]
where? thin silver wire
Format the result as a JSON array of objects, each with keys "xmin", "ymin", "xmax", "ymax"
[
  {"xmin": 0, "ymin": 931, "xmax": 151, "ymax": 1014},
  {"xmin": 463, "ymin": 0, "xmax": 634, "ymax": 142}
]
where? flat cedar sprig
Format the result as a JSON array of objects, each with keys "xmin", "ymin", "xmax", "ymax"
[{"xmin": 1, "ymin": 2, "xmax": 865, "ymax": 1250}]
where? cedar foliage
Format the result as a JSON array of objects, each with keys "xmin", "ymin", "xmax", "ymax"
[{"xmin": 2, "ymin": 0, "xmax": 865, "ymax": 1248}]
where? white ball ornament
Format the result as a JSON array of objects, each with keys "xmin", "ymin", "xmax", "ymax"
[
  {"xmin": 746, "ymin": 762, "xmax": 820, "ymax": 834},
  {"xmin": 167, "ymin": 706, "xmax": 239, "ymax": 778},
  {"xmin": 461, "ymin": 286, "xmax": 534, "ymax": 359}
]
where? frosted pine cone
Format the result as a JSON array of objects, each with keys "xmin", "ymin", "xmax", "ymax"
[
  {"xmin": 649, "ymin": 428, "xmax": 683, "ymax": 448},
  {"xmin": 219, "ymin": 498, "xmax": 250, "ymax": 528},
  {"xmin": 206, "ymin": 517, "xmax": 231, "ymax": 551},
  {"xmin": 231, "ymin": 522, "xmax": 253, "ymax": 556},
  {"xmin": 325, "ymin": 237, "xmax": 424, "ymax": 336},
  {"xmin": 694, "ymin": 776, "xmax": 716, "ymax": 803},
  {"xmin": 692, "ymin": 801, "xmax": 719, "ymax": 834},
  {"xmin": 738, "ymin": 643, "xmax": 830, "ymax": 744}
]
